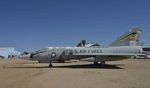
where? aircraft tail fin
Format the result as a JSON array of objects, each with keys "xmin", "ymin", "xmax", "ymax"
[
  {"xmin": 109, "ymin": 27, "xmax": 142, "ymax": 46},
  {"xmin": 77, "ymin": 40, "xmax": 86, "ymax": 47}
]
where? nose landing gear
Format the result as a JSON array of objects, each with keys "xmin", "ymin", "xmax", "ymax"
[{"xmin": 49, "ymin": 62, "xmax": 53, "ymax": 67}]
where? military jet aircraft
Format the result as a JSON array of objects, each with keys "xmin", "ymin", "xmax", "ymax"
[{"xmin": 30, "ymin": 27, "xmax": 146, "ymax": 67}]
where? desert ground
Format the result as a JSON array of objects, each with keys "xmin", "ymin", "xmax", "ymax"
[{"xmin": 0, "ymin": 58, "xmax": 150, "ymax": 88}]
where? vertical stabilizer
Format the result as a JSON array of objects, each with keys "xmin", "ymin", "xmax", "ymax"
[{"xmin": 109, "ymin": 27, "xmax": 142, "ymax": 46}]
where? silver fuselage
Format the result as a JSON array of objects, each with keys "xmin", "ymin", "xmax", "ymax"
[{"xmin": 30, "ymin": 46, "xmax": 142, "ymax": 62}]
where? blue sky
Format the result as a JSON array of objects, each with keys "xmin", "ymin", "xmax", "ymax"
[{"xmin": 0, "ymin": 0, "xmax": 150, "ymax": 52}]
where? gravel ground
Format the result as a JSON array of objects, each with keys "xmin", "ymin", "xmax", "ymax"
[{"xmin": 0, "ymin": 58, "xmax": 150, "ymax": 88}]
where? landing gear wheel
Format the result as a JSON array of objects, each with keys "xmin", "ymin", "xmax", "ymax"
[
  {"xmin": 100, "ymin": 61, "xmax": 106, "ymax": 66},
  {"xmin": 94, "ymin": 62, "xmax": 99, "ymax": 65},
  {"xmin": 49, "ymin": 63, "xmax": 53, "ymax": 67}
]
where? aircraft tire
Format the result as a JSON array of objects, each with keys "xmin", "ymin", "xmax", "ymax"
[
  {"xmin": 49, "ymin": 63, "xmax": 53, "ymax": 67},
  {"xmin": 94, "ymin": 62, "xmax": 99, "ymax": 65}
]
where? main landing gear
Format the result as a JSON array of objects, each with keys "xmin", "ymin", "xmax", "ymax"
[
  {"xmin": 94, "ymin": 61, "xmax": 106, "ymax": 66},
  {"xmin": 100, "ymin": 61, "xmax": 106, "ymax": 65},
  {"xmin": 94, "ymin": 61, "xmax": 99, "ymax": 65}
]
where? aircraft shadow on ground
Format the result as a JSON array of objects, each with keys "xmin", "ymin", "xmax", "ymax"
[
  {"xmin": 53, "ymin": 64, "xmax": 124, "ymax": 69},
  {"xmin": 7, "ymin": 64, "xmax": 124, "ymax": 69},
  {"xmin": 17, "ymin": 61, "xmax": 74, "ymax": 64}
]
